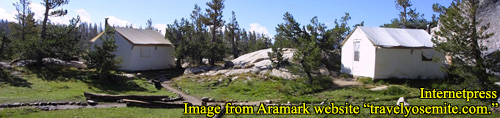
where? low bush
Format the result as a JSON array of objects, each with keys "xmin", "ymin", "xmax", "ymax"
[
  {"xmin": 381, "ymin": 86, "xmax": 409, "ymax": 95},
  {"xmin": 339, "ymin": 73, "xmax": 351, "ymax": 78},
  {"xmin": 357, "ymin": 77, "xmax": 373, "ymax": 84}
]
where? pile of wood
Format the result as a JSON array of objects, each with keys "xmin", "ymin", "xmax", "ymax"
[
  {"xmin": 84, "ymin": 92, "xmax": 185, "ymax": 108},
  {"xmin": 123, "ymin": 99, "xmax": 186, "ymax": 108}
]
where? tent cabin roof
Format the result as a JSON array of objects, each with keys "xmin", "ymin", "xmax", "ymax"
[
  {"xmin": 90, "ymin": 27, "xmax": 173, "ymax": 46},
  {"xmin": 341, "ymin": 27, "xmax": 433, "ymax": 48}
]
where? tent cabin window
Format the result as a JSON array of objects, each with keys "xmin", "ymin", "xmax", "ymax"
[
  {"xmin": 140, "ymin": 47, "xmax": 151, "ymax": 58},
  {"xmin": 421, "ymin": 49, "xmax": 433, "ymax": 61},
  {"xmin": 353, "ymin": 40, "xmax": 360, "ymax": 61},
  {"xmin": 421, "ymin": 54, "xmax": 432, "ymax": 61}
]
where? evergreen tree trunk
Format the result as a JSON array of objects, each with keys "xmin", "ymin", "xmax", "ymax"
[
  {"xmin": 199, "ymin": 57, "xmax": 203, "ymax": 65},
  {"xmin": 233, "ymin": 46, "xmax": 238, "ymax": 58},
  {"xmin": 41, "ymin": 0, "xmax": 49, "ymax": 40},
  {"xmin": 176, "ymin": 58, "xmax": 182, "ymax": 68},
  {"xmin": 469, "ymin": 2, "xmax": 488, "ymax": 88}
]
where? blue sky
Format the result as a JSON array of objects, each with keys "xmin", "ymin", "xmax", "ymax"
[{"xmin": 0, "ymin": 0, "xmax": 452, "ymax": 36}]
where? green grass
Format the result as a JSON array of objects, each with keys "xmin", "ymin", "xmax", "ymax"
[
  {"xmin": 2, "ymin": 66, "xmax": 500, "ymax": 118},
  {"xmin": 357, "ymin": 77, "xmax": 373, "ymax": 84},
  {"xmin": 170, "ymin": 73, "xmax": 500, "ymax": 118},
  {"xmin": 0, "ymin": 107, "xmax": 185, "ymax": 118},
  {"xmin": 171, "ymin": 73, "xmax": 333, "ymax": 102},
  {"xmin": 2, "ymin": 103, "xmax": 497, "ymax": 118},
  {"xmin": 0, "ymin": 67, "xmax": 176, "ymax": 104},
  {"xmin": 172, "ymin": 74, "xmax": 287, "ymax": 101}
]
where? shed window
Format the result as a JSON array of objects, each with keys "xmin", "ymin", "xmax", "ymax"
[
  {"xmin": 421, "ymin": 49, "xmax": 433, "ymax": 61},
  {"xmin": 141, "ymin": 47, "xmax": 151, "ymax": 57},
  {"xmin": 422, "ymin": 54, "xmax": 432, "ymax": 61},
  {"xmin": 354, "ymin": 41, "xmax": 360, "ymax": 61}
]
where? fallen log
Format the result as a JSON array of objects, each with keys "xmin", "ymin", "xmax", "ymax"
[
  {"xmin": 161, "ymin": 96, "xmax": 184, "ymax": 102},
  {"xmin": 123, "ymin": 99, "xmax": 186, "ymax": 108},
  {"xmin": 84, "ymin": 92, "xmax": 169, "ymax": 102}
]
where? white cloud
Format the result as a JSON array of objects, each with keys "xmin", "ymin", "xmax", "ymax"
[
  {"xmin": 249, "ymin": 23, "xmax": 269, "ymax": 36},
  {"xmin": 29, "ymin": 3, "xmax": 74, "ymax": 24},
  {"xmin": 1, "ymin": 3, "xmax": 93, "ymax": 25},
  {"xmin": 29, "ymin": 3, "xmax": 45, "ymax": 20},
  {"xmin": 154, "ymin": 23, "xmax": 167, "ymax": 34},
  {"xmin": 106, "ymin": 16, "xmax": 136, "ymax": 28},
  {"xmin": 76, "ymin": 9, "xmax": 91, "ymax": 23},
  {"xmin": 0, "ymin": 7, "xmax": 16, "ymax": 21}
]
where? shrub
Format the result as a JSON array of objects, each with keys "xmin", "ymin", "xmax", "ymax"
[
  {"xmin": 285, "ymin": 76, "xmax": 333, "ymax": 95},
  {"xmin": 382, "ymin": 86, "xmax": 408, "ymax": 95},
  {"xmin": 339, "ymin": 73, "xmax": 351, "ymax": 78},
  {"xmin": 376, "ymin": 80, "xmax": 386, "ymax": 85},
  {"xmin": 357, "ymin": 77, "xmax": 373, "ymax": 84}
]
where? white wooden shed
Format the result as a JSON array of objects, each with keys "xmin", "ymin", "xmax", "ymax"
[
  {"xmin": 90, "ymin": 27, "xmax": 175, "ymax": 71},
  {"xmin": 340, "ymin": 27, "xmax": 445, "ymax": 79}
]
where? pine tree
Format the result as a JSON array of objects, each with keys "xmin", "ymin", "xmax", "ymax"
[
  {"xmin": 0, "ymin": 30, "xmax": 12, "ymax": 60},
  {"xmin": 190, "ymin": 4, "xmax": 208, "ymax": 64},
  {"xmin": 165, "ymin": 20, "xmax": 182, "ymax": 67},
  {"xmin": 382, "ymin": 0, "xmax": 428, "ymax": 29},
  {"xmin": 146, "ymin": 18, "xmax": 154, "ymax": 30},
  {"xmin": 204, "ymin": 0, "xmax": 226, "ymax": 65},
  {"xmin": 275, "ymin": 12, "xmax": 323, "ymax": 84},
  {"xmin": 294, "ymin": 35, "xmax": 322, "ymax": 84},
  {"xmin": 225, "ymin": 11, "xmax": 240, "ymax": 58},
  {"xmin": 12, "ymin": 0, "xmax": 32, "ymax": 41},
  {"xmin": 432, "ymin": 0, "xmax": 494, "ymax": 89},
  {"xmin": 33, "ymin": 0, "xmax": 69, "ymax": 66},
  {"xmin": 41, "ymin": 0, "xmax": 69, "ymax": 40},
  {"xmin": 275, "ymin": 12, "xmax": 301, "ymax": 48},
  {"xmin": 10, "ymin": 0, "xmax": 38, "ymax": 60},
  {"xmin": 46, "ymin": 16, "xmax": 82, "ymax": 61},
  {"xmin": 267, "ymin": 44, "xmax": 287, "ymax": 69},
  {"xmin": 395, "ymin": 0, "xmax": 412, "ymax": 27},
  {"xmin": 239, "ymin": 29, "xmax": 249, "ymax": 54},
  {"xmin": 85, "ymin": 23, "xmax": 121, "ymax": 76},
  {"xmin": 166, "ymin": 19, "xmax": 193, "ymax": 68}
]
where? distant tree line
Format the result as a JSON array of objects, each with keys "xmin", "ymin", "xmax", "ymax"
[
  {"xmin": 0, "ymin": 0, "xmax": 102, "ymax": 63},
  {"xmin": 0, "ymin": 0, "xmax": 119, "ymax": 78},
  {"xmin": 164, "ymin": 0, "xmax": 270, "ymax": 67},
  {"xmin": 381, "ymin": 0, "xmax": 429, "ymax": 29},
  {"xmin": 1, "ymin": 0, "xmax": 497, "ymax": 89}
]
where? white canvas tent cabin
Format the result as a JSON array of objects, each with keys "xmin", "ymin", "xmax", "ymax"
[
  {"xmin": 340, "ymin": 27, "xmax": 446, "ymax": 80},
  {"xmin": 90, "ymin": 19, "xmax": 175, "ymax": 71}
]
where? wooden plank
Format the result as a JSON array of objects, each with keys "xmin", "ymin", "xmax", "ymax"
[{"xmin": 84, "ymin": 92, "xmax": 169, "ymax": 102}]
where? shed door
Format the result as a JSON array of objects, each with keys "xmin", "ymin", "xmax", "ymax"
[{"xmin": 352, "ymin": 40, "xmax": 361, "ymax": 74}]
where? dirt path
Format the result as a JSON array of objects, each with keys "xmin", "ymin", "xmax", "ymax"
[
  {"xmin": 160, "ymin": 80, "xmax": 202, "ymax": 105},
  {"xmin": 332, "ymin": 78, "xmax": 362, "ymax": 88}
]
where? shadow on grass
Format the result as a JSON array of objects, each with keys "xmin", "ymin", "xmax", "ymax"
[
  {"xmin": 25, "ymin": 65, "xmax": 152, "ymax": 94},
  {"xmin": 86, "ymin": 74, "xmax": 148, "ymax": 94},
  {"xmin": 133, "ymin": 68, "xmax": 185, "ymax": 81},
  {"xmin": 374, "ymin": 77, "xmax": 464, "ymax": 90},
  {"xmin": 27, "ymin": 65, "xmax": 90, "ymax": 82},
  {"xmin": 0, "ymin": 69, "xmax": 32, "ymax": 87}
]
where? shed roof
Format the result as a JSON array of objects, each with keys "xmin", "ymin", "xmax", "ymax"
[
  {"xmin": 343, "ymin": 27, "xmax": 433, "ymax": 48},
  {"xmin": 91, "ymin": 27, "xmax": 172, "ymax": 46}
]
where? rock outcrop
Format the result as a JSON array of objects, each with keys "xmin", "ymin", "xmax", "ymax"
[
  {"xmin": 478, "ymin": 0, "xmax": 500, "ymax": 54},
  {"xmin": 433, "ymin": 0, "xmax": 500, "ymax": 54},
  {"xmin": 183, "ymin": 48, "xmax": 332, "ymax": 79}
]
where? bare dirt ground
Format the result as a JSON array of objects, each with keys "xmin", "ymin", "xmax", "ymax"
[
  {"xmin": 160, "ymin": 80, "xmax": 202, "ymax": 105},
  {"xmin": 332, "ymin": 77, "xmax": 362, "ymax": 88}
]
